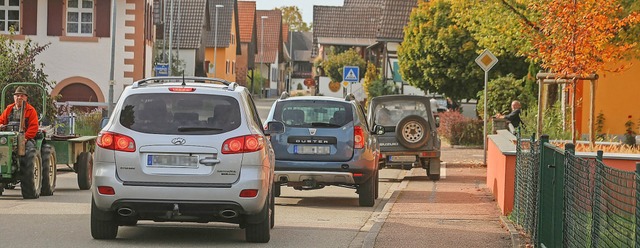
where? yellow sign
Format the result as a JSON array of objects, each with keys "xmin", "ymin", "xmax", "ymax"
[
  {"xmin": 342, "ymin": 81, "xmax": 349, "ymax": 88},
  {"xmin": 475, "ymin": 49, "xmax": 498, "ymax": 72}
]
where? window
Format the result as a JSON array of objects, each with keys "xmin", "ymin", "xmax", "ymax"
[
  {"xmin": 0, "ymin": 0, "xmax": 20, "ymax": 33},
  {"xmin": 67, "ymin": 0, "xmax": 94, "ymax": 36}
]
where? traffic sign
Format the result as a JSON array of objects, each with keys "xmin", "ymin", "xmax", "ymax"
[
  {"xmin": 155, "ymin": 63, "xmax": 169, "ymax": 76},
  {"xmin": 342, "ymin": 81, "xmax": 349, "ymax": 88},
  {"xmin": 343, "ymin": 66, "xmax": 360, "ymax": 83},
  {"xmin": 475, "ymin": 49, "xmax": 498, "ymax": 72}
]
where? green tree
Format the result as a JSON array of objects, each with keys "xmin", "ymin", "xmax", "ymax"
[
  {"xmin": 322, "ymin": 49, "xmax": 366, "ymax": 83},
  {"xmin": 276, "ymin": 6, "xmax": 311, "ymax": 32},
  {"xmin": 476, "ymin": 74, "xmax": 524, "ymax": 118},
  {"xmin": 246, "ymin": 69, "xmax": 265, "ymax": 95},
  {"xmin": 0, "ymin": 35, "xmax": 56, "ymax": 123},
  {"xmin": 399, "ymin": 0, "xmax": 528, "ymax": 101}
]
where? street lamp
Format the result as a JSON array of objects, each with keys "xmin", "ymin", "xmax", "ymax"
[
  {"xmin": 260, "ymin": 15, "xmax": 268, "ymax": 97},
  {"xmin": 213, "ymin": 4, "xmax": 224, "ymax": 78}
]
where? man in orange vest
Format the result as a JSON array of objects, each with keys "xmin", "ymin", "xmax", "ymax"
[{"xmin": 0, "ymin": 86, "xmax": 40, "ymax": 140}]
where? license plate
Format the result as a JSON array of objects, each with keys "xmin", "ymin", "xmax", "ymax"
[
  {"xmin": 294, "ymin": 145, "xmax": 330, "ymax": 155},
  {"xmin": 147, "ymin": 154, "xmax": 199, "ymax": 167},
  {"xmin": 389, "ymin": 155, "xmax": 416, "ymax": 162}
]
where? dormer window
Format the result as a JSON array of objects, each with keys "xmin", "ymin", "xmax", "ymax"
[
  {"xmin": 66, "ymin": 0, "xmax": 94, "ymax": 36},
  {"xmin": 0, "ymin": 0, "xmax": 20, "ymax": 33}
]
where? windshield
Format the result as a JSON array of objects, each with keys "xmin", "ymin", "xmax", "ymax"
[
  {"xmin": 373, "ymin": 100, "xmax": 429, "ymax": 127},
  {"xmin": 273, "ymin": 100, "xmax": 353, "ymax": 128},
  {"xmin": 119, "ymin": 93, "xmax": 241, "ymax": 135}
]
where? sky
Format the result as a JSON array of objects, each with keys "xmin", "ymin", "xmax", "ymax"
[{"xmin": 253, "ymin": 0, "xmax": 345, "ymax": 24}]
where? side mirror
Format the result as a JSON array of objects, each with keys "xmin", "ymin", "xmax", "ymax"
[
  {"xmin": 373, "ymin": 125, "xmax": 385, "ymax": 135},
  {"xmin": 434, "ymin": 116, "xmax": 440, "ymax": 128},
  {"xmin": 100, "ymin": 117, "xmax": 109, "ymax": 129},
  {"xmin": 264, "ymin": 121, "xmax": 285, "ymax": 135}
]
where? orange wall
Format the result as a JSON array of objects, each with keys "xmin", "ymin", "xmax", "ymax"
[
  {"xmin": 205, "ymin": 12, "xmax": 239, "ymax": 82},
  {"xmin": 601, "ymin": 158, "xmax": 640, "ymax": 172},
  {"xmin": 486, "ymin": 138, "xmax": 516, "ymax": 215},
  {"xmin": 579, "ymin": 59, "xmax": 640, "ymax": 137}
]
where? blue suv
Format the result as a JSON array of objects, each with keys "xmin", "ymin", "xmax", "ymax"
[{"xmin": 264, "ymin": 93, "xmax": 380, "ymax": 207}]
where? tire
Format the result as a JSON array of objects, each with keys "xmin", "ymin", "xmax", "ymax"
[
  {"xmin": 374, "ymin": 169, "xmax": 379, "ymax": 200},
  {"xmin": 273, "ymin": 183, "xmax": 281, "ymax": 197},
  {"xmin": 358, "ymin": 174, "xmax": 375, "ymax": 207},
  {"xmin": 395, "ymin": 115, "xmax": 430, "ymax": 149},
  {"xmin": 40, "ymin": 145, "xmax": 57, "ymax": 196},
  {"xmin": 270, "ymin": 185, "xmax": 276, "ymax": 229},
  {"xmin": 427, "ymin": 172, "xmax": 441, "ymax": 181},
  {"xmin": 245, "ymin": 196, "xmax": 271, "ymax": 243},
  {"xmin": 20, "ymin": 148, "xmax": 42, "ymax": 199},
  {"xmin": 91, "ymin": 198, "xmax": 118, "ymax": 239},
  {"xmin": 77, "ymin": 152, "xmax": 93, "ymax": 190}
]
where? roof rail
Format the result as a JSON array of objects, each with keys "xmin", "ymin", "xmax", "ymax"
[
  {"xmin": 345, "ymin": 93, "xmax": 356, "ymax": 101},
  {"xmin": 280, "ymin": 91, "xmax": 290, "ymax": 100},
  {"xmin": 227, "ymin": 82, "xmax": 238, "ymax": 91},
  {"xmin": 131, "ymin": 76, "xmax": 231, "ymax": 88}
]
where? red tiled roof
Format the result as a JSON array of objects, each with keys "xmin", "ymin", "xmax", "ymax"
[
  {"xmin": 255, "ymin": 10, "xmax": 282, "ymax": 64},
  {"xmin": 237, "ymin": 1, "xmax": 255, "ymax": 43}
]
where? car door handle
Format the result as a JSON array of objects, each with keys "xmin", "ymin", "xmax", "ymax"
[{"xmin": 199, "ymin": 158, "xmax": 220, "ymax": 166}]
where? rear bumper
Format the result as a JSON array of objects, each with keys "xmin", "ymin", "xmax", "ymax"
[
  {"xmin": 92, "ymin": 161, "xmax": 270, "ymax": 216},
  {"xmin": 274, "ymin": 158, "xmax": 376, "ymax": 184}
]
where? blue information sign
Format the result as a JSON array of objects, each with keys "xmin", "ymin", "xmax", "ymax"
[{"xmin": 343, "ymin": 66, "xmax": 360, "ymax": 83}]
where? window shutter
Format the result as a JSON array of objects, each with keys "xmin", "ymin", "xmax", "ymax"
[
  {"xmin": 47, "ymin": 0, "xmax": 63, "ymax": 36},
  {"xmin": 95, "ymin": 0, "xmax": 112, "ymax": 37},
  {"xmin": 22, "ymin": 0, "xmax": 38, "ymax": 35}
]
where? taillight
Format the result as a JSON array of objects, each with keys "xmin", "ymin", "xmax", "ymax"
[
  {"xmin": 97, "ymin": 131, "xmax": 136, "ymax": 152},
  {"xmin": 169, "ymin": 87, "xmax": 196, "ymax": 92},
  {"xmin": 222, "ymin": 135, "xmax": 264, "ymax": 154},
  {"xmin": 354, "ymin": 126, "xmax": 364, "ymax": 149}
]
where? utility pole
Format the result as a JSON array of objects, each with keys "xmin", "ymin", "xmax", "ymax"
[
  {"xmin": 167, "ymin": 0, "xmax": 175, "ymax": 76},
  {"xmin": 288, "ymin": 29, "xmax": 293, "ymax": 93},
  {"xmin": 213, "ymin": 5, "xmax": 224, "ymax": 78}
]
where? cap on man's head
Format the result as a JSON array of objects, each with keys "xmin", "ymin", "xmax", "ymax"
[{"xmin": 13, "ymin": 86, "xmax": 28, "ymax": 96}]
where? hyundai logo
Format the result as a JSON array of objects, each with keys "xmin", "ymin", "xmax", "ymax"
[
  {"xmin": 309, "ymin": 128, "xmax": 317, "ymax": 136},
  {"xmin": 171, "ymin": 137, "xmax": 186, "ymax": 145}
]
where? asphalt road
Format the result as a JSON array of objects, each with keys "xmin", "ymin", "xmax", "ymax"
[{"xmin": 0, "ymin": 167, "xmax": 404, "ymax": 247}]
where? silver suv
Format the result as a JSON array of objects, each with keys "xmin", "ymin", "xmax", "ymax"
[
  {"xmin": 91, "ymin": 77, "xmax": 281, "ymax": 243},
  {"xmin": 264, "ymin": 93, "xmax": 380, "ymax": 207}
]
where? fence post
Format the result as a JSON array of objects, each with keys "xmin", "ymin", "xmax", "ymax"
[
  {"xmin": 636, "ymin": 162, "xmax": 640, "ymax": 248},
  {"xmin": 537, "ymin": 135, "xmax": 550, "ymax": 247},
  {"xmin": 593, "ymin": 150, "xmax": 604, "ymax": 247}
]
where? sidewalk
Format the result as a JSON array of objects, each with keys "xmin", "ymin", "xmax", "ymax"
[{"xmin": 369, "ymin": 145, "xmax": 522, "ymax": 248}]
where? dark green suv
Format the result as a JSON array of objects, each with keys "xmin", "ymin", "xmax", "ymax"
[{"xmin": 367, "ymin": 95, "xmax": 441, "ymax": 180}]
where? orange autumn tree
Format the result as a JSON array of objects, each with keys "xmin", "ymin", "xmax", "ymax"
[{"xmin": 509, "ymin": 0, "xmax": 640, "ymax": 76}]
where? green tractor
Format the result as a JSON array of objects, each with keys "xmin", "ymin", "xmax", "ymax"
[{"xmin": 0, "ymin": 82, "xmax": 56, "ymax": 199}]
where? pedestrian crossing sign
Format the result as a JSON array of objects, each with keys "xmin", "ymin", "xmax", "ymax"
[{"xmin": 343, "ymin": 66, "xmax": 360, "ymax": 83}]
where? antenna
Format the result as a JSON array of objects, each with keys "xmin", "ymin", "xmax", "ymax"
[{"xmin": 182, "ymin": 72, "xmax": 186, "ymax": 86}]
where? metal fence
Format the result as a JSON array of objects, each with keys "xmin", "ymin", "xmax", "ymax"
[{"xmin": 511, "ymin": 134, "xmax": 640, "ymax": 247}]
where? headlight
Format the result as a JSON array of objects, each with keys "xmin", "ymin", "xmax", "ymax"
[{"xmin": 0, "ymin": 137, "xmax": 7, "ymax": 145}]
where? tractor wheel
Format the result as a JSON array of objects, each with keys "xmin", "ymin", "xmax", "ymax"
[
  {"xmin": 77, "ymin": 152, "xmax": 93, "ymax": 190},
  {"xmin": 40, "ymin": 145, "xmax": 57, "ymax": 196},
  {"xmin": 20, "ymin": 148, "xmax": 42, "ymax": 199}
]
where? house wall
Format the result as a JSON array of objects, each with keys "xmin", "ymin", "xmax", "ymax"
[
  {"xmin": 19, "ymin": 0, "xmax": 153, "ymax": 106},
  {"xmin": 237, "ymin": 43, "xmax": 249, "ymax": 85},
  {"xmin": 578, "ymin": 59, "xmax": 640, "ymax": 138},
  {"xmin": 175, "ymin": 50, "xmax": 197, "ymax": 76}
]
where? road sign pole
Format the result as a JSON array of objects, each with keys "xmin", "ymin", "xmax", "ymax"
[
  {"xmin": 474, "ymin": 49, "xmax": 498, "ymax": 166},
  {"xmin": 483, "ymin": 70, "xmax": 488, "ymax": 166}
]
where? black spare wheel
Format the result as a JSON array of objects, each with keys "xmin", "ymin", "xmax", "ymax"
[{"xmin": 395, "ymin": 115, "xmax": 429, "ymax": 149}]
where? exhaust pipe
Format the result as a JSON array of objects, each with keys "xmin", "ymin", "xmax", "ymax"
[
  {"xmin": 117, "ymin": 207, "xmax": 135, "ymax": 217},
  {"xmin": 220, "ymin": 209, "xmax": 238, "ymax": 218}
]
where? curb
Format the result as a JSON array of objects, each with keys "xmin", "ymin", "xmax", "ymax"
[
  {"xmin": 500, "ymin": 216, "xmax": 525, "ymax": 248},
  {"xmin": 359, "ymin": 169, "xmax": 410, "ymax": 248}
]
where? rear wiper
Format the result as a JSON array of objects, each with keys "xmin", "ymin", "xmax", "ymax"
[
  {"xmin": 310, "ymin": 122, "xmax": 341, "ymax": 128},
  {"xmin": 177, "ymin": 126, "xmax": 223, "ymax": 132}
]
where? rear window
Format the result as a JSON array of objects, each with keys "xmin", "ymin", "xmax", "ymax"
[
  {"xmin": 373, "ymin": 100, "xmax": 429, "ymax": 127},
  {"xmin": 274, "ymin": 100, "xmax": 353, "ymax": 127},
  {"xmin": 119, "ymin": 93, "xmax": 241, "ymax": 134}
]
